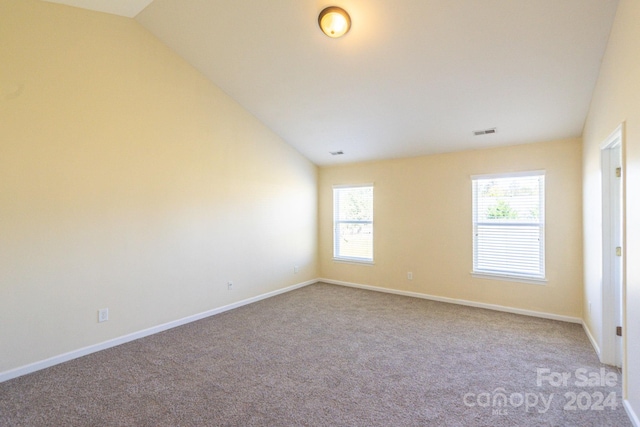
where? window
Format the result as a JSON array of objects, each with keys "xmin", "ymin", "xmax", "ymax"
[
  {"xmin": 472, "ymin": 171, "xmax": 545, "ymax": 281},
  {"xmin": 333, "ymin": 185, "xmax": 373, "ymax": 263}
]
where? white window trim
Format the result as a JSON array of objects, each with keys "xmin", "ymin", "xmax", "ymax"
[
  {"xmin": 470, "ymin": 170, "xmax": 546, "ymax": 180},
  {"xmin": 332, "ymin": 183, "xmax": 375, "ymax": 189},
  {"xmin": 471, "ymin": 272, "xmax": 548, "ymax": 285},
  {"xmin": 332, "ymin": 257, "xmax": 375, "ymax": 265},
  {"xmin": 471, "ymin": 170, "xmax": 546, "ymax": 283},
  {"xmin": 333, "ymin": 184, "xmax": 374, "ymax": 263}
]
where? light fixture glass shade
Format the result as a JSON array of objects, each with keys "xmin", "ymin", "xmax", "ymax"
[{"xmin": 318, "ymin": 7, "xmax": 351, "ymax": 38}]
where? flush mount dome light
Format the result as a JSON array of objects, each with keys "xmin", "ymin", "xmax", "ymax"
[{"xmin": 318, "ymin": 6, "xmax": 351, "ymax": 38}]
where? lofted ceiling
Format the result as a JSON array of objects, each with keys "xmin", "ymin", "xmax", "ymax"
[
  {"xmin": 42, "ymin": 0, "xmax": 153, "ymax": 18},
  {"xmin": 43, "ymin": 0, "xmax": 619, "ymax": 166}
]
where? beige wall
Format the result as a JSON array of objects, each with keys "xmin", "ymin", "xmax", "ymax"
[
  {"xmin": 582, "ymin": 0, "xmax": 640, "ymax": 419},
  {"xmin": 0, "ymin": 0, "xmax": 317, "ymax": 374},
  {"xmin": 319, "ymin": 139, "xmax": 583, "ymax": 318}
]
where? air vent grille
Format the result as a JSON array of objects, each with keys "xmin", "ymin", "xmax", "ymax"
[
  {"xmin": 330, "ymin": 150, "xmax": 344, "ymax": 156},
  {"xmin": 473, "ymin": 128, "xmax": 497, "ymax": 136}
]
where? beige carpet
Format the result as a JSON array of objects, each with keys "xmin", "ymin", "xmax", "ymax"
[{"xmin": 0, "ymin": 283, "xmax": 631, "ymax": 426}]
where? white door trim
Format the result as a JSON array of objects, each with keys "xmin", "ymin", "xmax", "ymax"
[{"xmin": 600, "ymin": 123, "xmax": 624, "ymax": 370}]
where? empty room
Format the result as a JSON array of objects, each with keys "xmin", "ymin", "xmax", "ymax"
[{"xmin": 1, "ymin": 0, "xmax": 639, "ymax": 425}]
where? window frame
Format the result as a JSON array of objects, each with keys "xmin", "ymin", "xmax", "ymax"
[
  {"xmin": 471, "ymin": 171, "xmax": 547, "ymax": 284},
  {"xmin": 332, "ymin": 184, "xmax": 374, "ymax": 264}
]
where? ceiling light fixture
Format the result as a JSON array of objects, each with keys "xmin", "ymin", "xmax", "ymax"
[{"xmin": 318, "ymin": 6, "xmax": 351, "ymax": 38}]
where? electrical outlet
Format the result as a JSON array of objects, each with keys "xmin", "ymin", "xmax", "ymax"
[
  {"xmin": 407, "ymin": 272, "xmax": 413, "ymax": 280},
  {"xmin": 98, "ymin": 308, "xmax": 109, "ymax": 323},
  {"xmin": 227, "ymin": 281, "xmax": 233, "ymax": 291},
  {"xmin": 294, "ymin": 265, "xmax": 299, "ymax": 274}
]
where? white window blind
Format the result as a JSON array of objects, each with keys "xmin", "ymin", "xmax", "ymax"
[
  {"xmin": 333, "ymin": 185, "xmax": 373, "ymax": 262},
  {"xmin": 472, "ymin": 172, "xmax": 545, "ymax": 280}
]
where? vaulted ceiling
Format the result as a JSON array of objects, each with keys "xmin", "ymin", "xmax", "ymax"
[{"xmin": 43, "ymin": 0, "xmax": 619, "ymax": 165}]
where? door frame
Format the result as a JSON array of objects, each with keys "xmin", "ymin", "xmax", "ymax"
[{"xmin": 600, "ymin": 123, "xmax": 625, "ymax": 369}]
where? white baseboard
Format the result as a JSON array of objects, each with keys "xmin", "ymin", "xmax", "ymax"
[
  {"xmin": 320, "ymin": 278, "xmax": 582, "ymax": 324},
  {"xmin": 581, "ymin": 321, "xmax": 601, "ymax": 358},
  {"xmin": 625, "ymin": 399, "xmax": 640, "ymax": 427},
  {"xmin": 0, "ymin": 278, "xmax": 592, "ymax": 384},
  {"xmin": 0, "ymin": 279, "xmax": 316, "ymax": 384}
]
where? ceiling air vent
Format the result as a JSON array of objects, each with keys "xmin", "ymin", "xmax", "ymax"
[
  {"xmin": 473, "ymin": 128, "xmax": 497, "ymax": 136},
  {"xmin": 330, "ymin": 150, "xmax": 344, "ymax": 156}
]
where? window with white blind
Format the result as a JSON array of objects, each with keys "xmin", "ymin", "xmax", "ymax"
[
  {"xmin": 333, "ymin": 185, "xmax": 373, "ymax": 263},
  {"xmin": 472, "ymin": 171, "xmax": 545, "ymax": 282}
]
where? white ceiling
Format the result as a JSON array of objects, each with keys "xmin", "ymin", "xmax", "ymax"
[
  {"xmin": 42, "ymin": 0, "xmax": 153, "ymax": 18},
  {"xmin": 44, "ymin": 0, "xmax": 619, "ymax": 166}
]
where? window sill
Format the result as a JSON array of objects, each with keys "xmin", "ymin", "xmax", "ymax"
[
  {"xmin": 471, "ymin": 272, "xmax": 547, "ymax": 285},
  {"xmin": 333, "ymin": 257, "xmax": 375, "ymax": 266}
]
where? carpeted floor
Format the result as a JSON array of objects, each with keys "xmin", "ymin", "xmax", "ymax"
[{"xmin": 0, "ymin": 283, "xmax": 631, "ymax": 426}]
